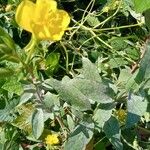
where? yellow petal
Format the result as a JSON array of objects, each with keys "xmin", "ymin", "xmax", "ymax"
[
  {"xmin": 46, "ymin": 10, "xmax": 70, "ymax": 40},
  {"xmin": 34, "ymin": 0, "xmax": 57, "ymax": 23},
  {"xmin": 45, "ymin": 134, "xmax": 59, "ymax": 145},
  {"xmin": 56, "ymin": 10, "xmax": 70, "ymax": 29},
  {"xmin": 31, "ymin": 23, "xmax": 52, "ymax": 40},
  {"xmin": 31, "ymin": 9, "xmax": 70, "ymax": 41},
  {"xmin": 15, "ymin": 0, "xmax": 35, "ymax": 32}
]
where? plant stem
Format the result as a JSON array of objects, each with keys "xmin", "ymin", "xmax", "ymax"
[
  {"xmin": 25, "ymin": 35, "xmax": 37, "ymax": 64},
  {"xmin": 60, "ymin": 41, "xmax": 69, "ymax": 74},
  {"xmin": 93, "ymin": 0, "xmax": 122, "ymax": 29},
  {"xmin": 93, "ymin": 23, "xmax": 143, "ymax": 32},
  {"xmin": 56, "ymin": 116, "xmax": 69, "ymax": 138}
]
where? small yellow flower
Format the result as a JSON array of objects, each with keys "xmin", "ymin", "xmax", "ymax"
[
  {"xmin": 15, "ymin": 0, "xmax": 70, "ymax": 41},
  {"xmin": 45, "ymin": 134, "xmax": 59, "ymax": 145},
  {"xmin": 116, "ymin": 109, "xmax": 127, "ymax": 123}
]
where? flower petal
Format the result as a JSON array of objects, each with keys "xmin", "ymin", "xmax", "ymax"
[
  {"xmin": 56, "ymin": 10, "xmax": 70, "ymax": 30},
  {"xmin": 47, "ymin": 10, "xmax": 70, "ymax": 40},
  {"xmin": 31, "ymin": 10, "xmax": 70, "ymax": 41},
  {"xmin": 31, "ymin": 23, "xmax": 52, "ymax": 40},
  {"xmin": 34, "ymin": 0, "xmax": 57, "ymax": 23},
  {"xmin": 15, "ymin": 0, "xmax": 35, "ymax": 32}
]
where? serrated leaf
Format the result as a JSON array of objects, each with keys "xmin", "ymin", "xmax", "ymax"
[
  {"xmin": 103, "ymin": 116, "xmax": 123, "ymax": 150},
  {"xmin": 64, "ymin": 122, "xmax": 94, "ymax": 150},
  {"xmin": 126, "ymin": 94, "xmax": 148, "ymax": 128},
  {"xmin": 0, "ymin": 44, "xmax": 19, "ymax": 63},
  {"xmin": 32, "ymin": 108, "xmax": 44, "ymax": 139},
  {"xmin": 2, "ymin": 77, "xmax": 23, "ymax": 95}
]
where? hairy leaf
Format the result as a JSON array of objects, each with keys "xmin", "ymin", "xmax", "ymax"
[{"xmin": 32, "ymin": 108, "xmax": 44, "ymax": 139}]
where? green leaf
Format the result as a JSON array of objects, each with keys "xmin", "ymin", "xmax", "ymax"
[
  {"xmin": 125, "ymin": 47, "xmax": 140, "ymax": 61},
  {"xmin": 2, "ymin": 77, "xmax": 23, "ymax": 95},
  {"xmin": 108, "ymin": 57, "xmax": 128, "ymax": 68},
  {"xmin": 86, "ymin": 14, "xmax": 100, "ymax": 27},
  {"xmin": 0, "ymin": 44, "xmax": 12, "ymax": 54},
  {"xmin": 0, "ymin": 44, "xmax": 19, "ymax": 63},
  {"xmin": 93, "ymin": 103, "xmax": 114, "ymax": 129},
  {"xmin": 135, "ymin": 42, "xmax": 150, "ymax": 84},
  {"xmin": 109, "ymin": 37, "xmax": 128, "ymax": 50},
  {"xmin": 133, "ymin": 0, "xmax": 150, "ymax": 13},
  {"xmin": 118, "ymin": 68, "xmax": 139, "ymax": 91},
  {"xmin": 0, "ymin": 99, "xmax": 19, "ymax": 122},
  {"xmin": 43, "ymin": 92, "xmax": 59, "ymax": 109},
  {"xmin": 145, "ymin": 9, "xmax": 150, "ymax": 31},
  {"xmin": 126, "ymin": 94, "xmax": 148, "ymax": 128},
  {"xmin": 12, "ymin": 104, "xmax": 34, "ymax": 133},
  {"xmin": 70, "ymin": 57, "xmax": 112, "ymax": 103},
  {"xmin": 18, "ymin": 92, "xmax": 33, "ymax": 106},
  {"xmin": 32, "ymin": 108, "xmax": 44, "ymax": 139},
  {"xmin": 0, "ymin": 68, "xmax": 14, "ymax": 78},
  {"xmin": 0, "ymin": 26, "xmax": 15, "ymax": 50},
  {"xmin": 44, "ymin": 57, "xmax": 112, "ymax": 109},
  {"xmin": 67, "ymin": 115, "xmax": 75, "ymax": 131},
  {"xmin": 70, "ymin": 78, "xmax": 112, "ymax": 103},
  {"xmin": 103, "ymin": 116, "xmax": 123, "ymax": 150},
  {"xmin": 45, "ymin": 78, "xmax": 91, "ymax": 111},
  {"xmin": 45, "ymin": 52, "xmax": 60, "ymax": 75},
  {"xmin": 64, "ymin": 122, "xmax": 94, "ymax": 150},
  {"xmin": 121, "ymin": 128, "xmax": 136, "ymax": 149},
  {"xmin": 81, "ymin": 57, "xmax": 101, "ymax": 82}
]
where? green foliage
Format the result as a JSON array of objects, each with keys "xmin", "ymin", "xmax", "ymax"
[
  {"xmin": 0, "ymin": 68, "xmax": 14, "ymax": 78},
  {"xmin": 32, "ymin": 108, "xmax": 44, "ymax": 139},
  {"xmin": 135, "ymin": 42, "xmax": 150, "ymax": 83},
  {"xmin": 64, "ymin": 122, "xmax": 94, "ymax": 150},
  {"xmin": 133, "ymin": 0, "xmax": 150, "ymax": 12},
  {"xmin": 45, "ymin": 77, "xmax": 91, "ymax": 111},
  {"xmin": 0, "ymin": 0, "xmax": 150, "ymax": 149},
  {"xmin": 126, "ymin": 94, "xmax": 148, "ymax": 128},
  {"xmin": 103, "ymin": 116, "xmax": 123, "ymax": 150},
  {"xmin": 0, "ymin": 98, "xmax": 19, "ymax": 122},
  {"xmin": 93, "ymin": 103, "xmax": 114, "ymax": 129},
  {"xmin": 45, "ymin": 52, "xmax": 60, "ymax": 76},
  {"xmin": 2, "ymin": 77, "xmax": 23, "ymax": 95}
]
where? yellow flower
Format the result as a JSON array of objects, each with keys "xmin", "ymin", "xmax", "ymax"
[
  {"xmin": 45, "ymin": 134, "xmax": 59, "ymax": 145},
  {"xmin": 15, "ymin": 0, "xmax": 70, "ymax": 41},
  {"xmin": 116, "ymin": 109, "xmax": 127, "ymax": 123}
]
